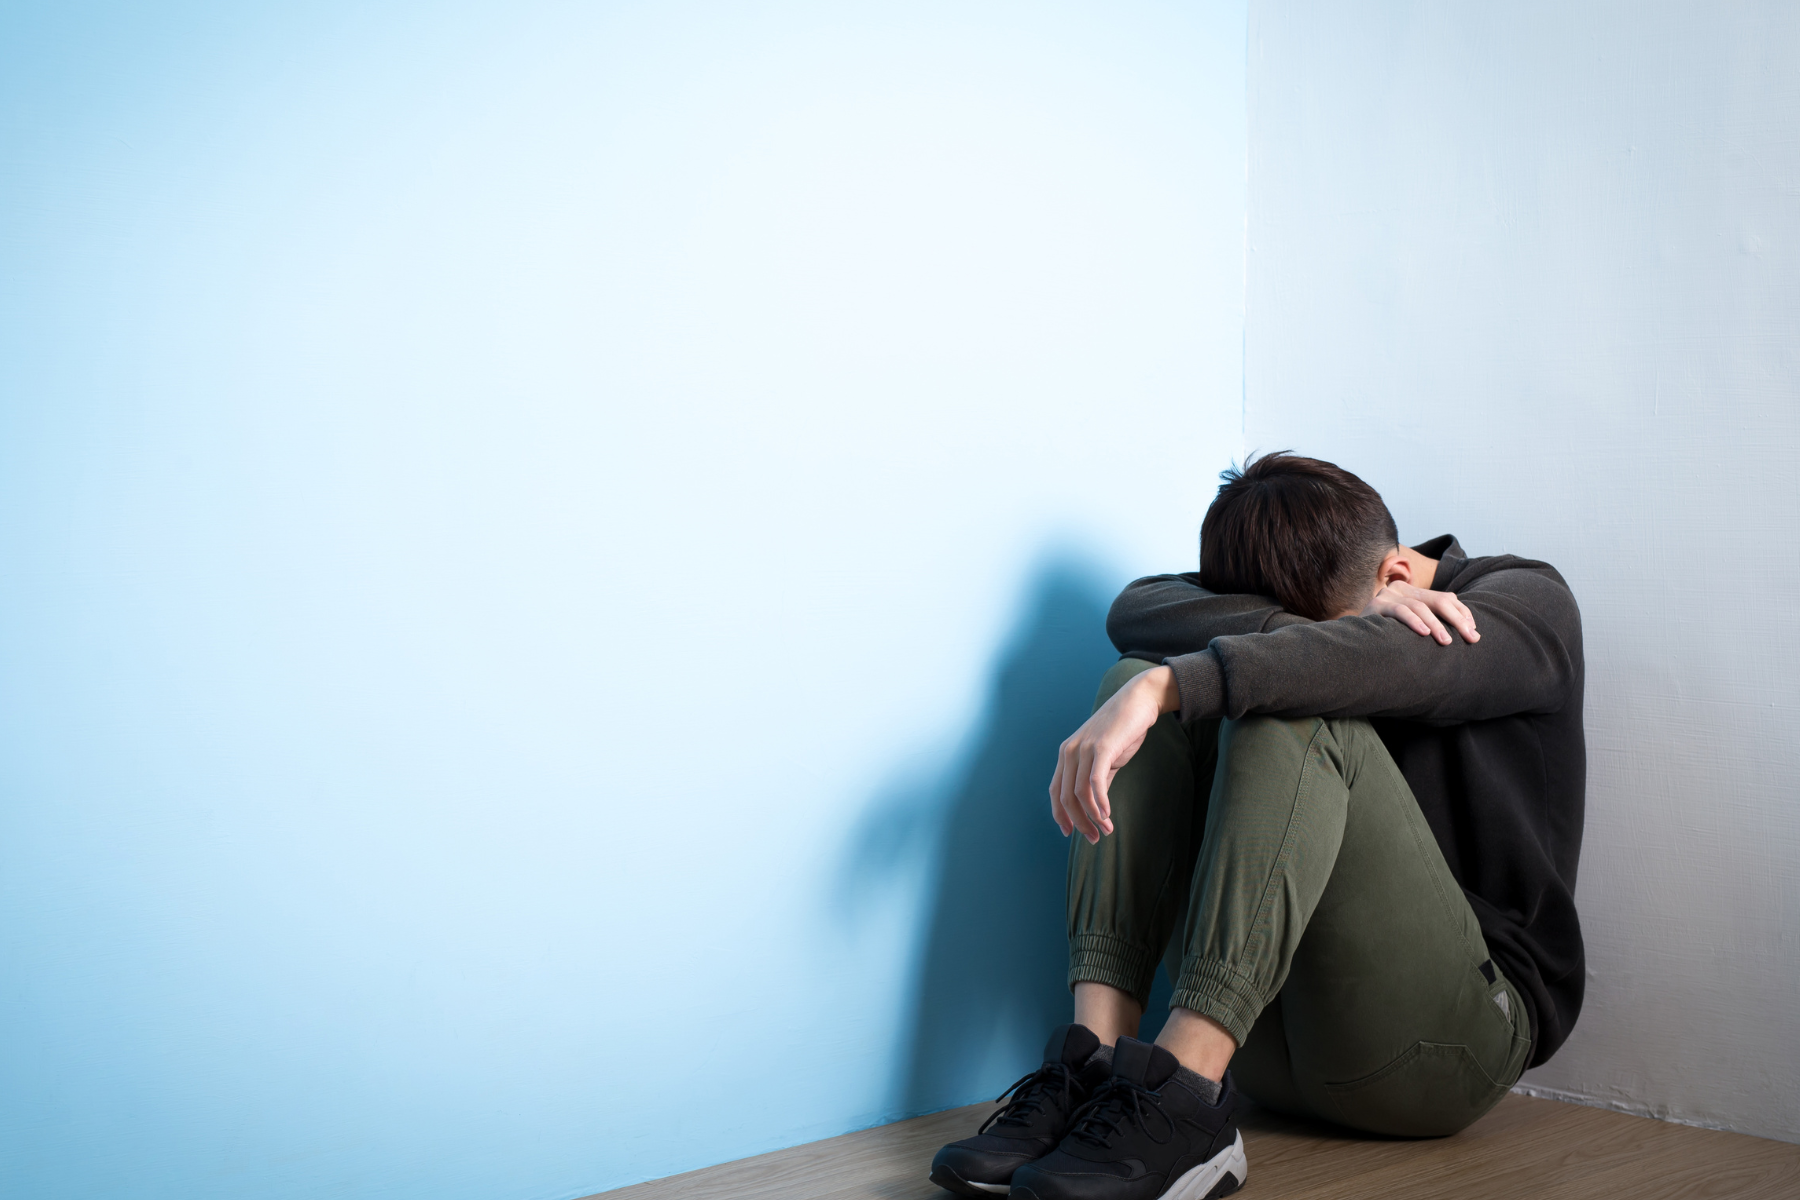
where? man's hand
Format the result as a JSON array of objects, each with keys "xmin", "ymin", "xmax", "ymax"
[
  {"xmin": 1363, "ymin": 582, "xmax": 1480, "ymax": 645},
  {"xmin": 1050, "ymin": 665, "xmax": 1180, "ymax": 844}
]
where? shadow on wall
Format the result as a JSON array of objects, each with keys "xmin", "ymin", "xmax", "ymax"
[{"xmin": 845, "ymin": 558, "xmax": 1174, "ymax": 1122}]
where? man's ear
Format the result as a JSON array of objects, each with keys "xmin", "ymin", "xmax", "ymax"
[{"xmin": 1376, "ymin": 547, "xmax": 1412, "ymax": 588}]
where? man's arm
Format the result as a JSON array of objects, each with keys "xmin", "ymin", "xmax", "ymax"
[
  {"xmin": 1109, "ymin": 567, "xmax": 1479, "ymax": 658},
  {"xmin": 1166, "ymin": 563, "xmax": 1579, "ymax": 725},
  {"xmin": 1057, "ymin": 558, "xmax": 1573, "ymax": 843},
  {"xmin": 1048, "ymin": 664, "xmax": 1180, "ymax": 843},
  {"xmin": 1105, "ymin": 574, "xmax": 1311, "ymax": 657}
]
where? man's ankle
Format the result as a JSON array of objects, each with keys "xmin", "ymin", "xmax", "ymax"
[
  {"xmin": 1152, "ymin": 1006, "xmax": 1236, "ymax": 1082},
  {"xmin": 1073, "ymin": 981, "xmax": 1144, "ymax": 1046}
]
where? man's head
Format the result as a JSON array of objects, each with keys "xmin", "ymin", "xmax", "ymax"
[{"xmin": 1200, "ymin": 451, "xmax": 1400, "ymax": 621}]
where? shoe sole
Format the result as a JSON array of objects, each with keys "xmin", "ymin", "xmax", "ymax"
[
  {"xmin": 1005, "ymin": 1130, "xmax": 1247, "ymax": 1200},
  {"xmin": 928, "ymin": 1162, "xmax": 1012, "ymax": 1196},
  {"xmin": 1164, "ymin": 1129, "xmax": 1247, "ymax": 1200}
]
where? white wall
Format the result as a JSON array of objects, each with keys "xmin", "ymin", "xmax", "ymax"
[
  {"xmin": 0, "ymin": 3, "xmax": 1248, "ymax": 1197},
  {"xmin": 1246, "ymin": 1, "xmax": 1800, "ymax": 1142}
]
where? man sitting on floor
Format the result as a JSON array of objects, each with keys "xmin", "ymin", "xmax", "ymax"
[{"xmin": 930, "ymin": 452, "xmax": 1586, "ymax": 1200}]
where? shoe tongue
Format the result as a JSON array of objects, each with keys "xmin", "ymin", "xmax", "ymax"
[
  {"xmin": 1110, "ymin": 1037, "xmax": 1180, "ymax": 1090},
  {"xmin": 1042, "ymin": 1023, "xmax": 1101, "ymax": 1067}
]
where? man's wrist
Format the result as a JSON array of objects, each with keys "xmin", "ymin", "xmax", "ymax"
[
  {"xmin": 1161, "ymin": 650, "xmax": 1227, "ymax": 723},
  {"xmin": 1143, "ymin": 665, "xmax": 1181, "ymax": 714}
]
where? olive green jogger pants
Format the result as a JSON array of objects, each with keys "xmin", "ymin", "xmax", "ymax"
[{"xmin": 1067, "ymin": 658, "xmax": 1533, "ymax": 1137}]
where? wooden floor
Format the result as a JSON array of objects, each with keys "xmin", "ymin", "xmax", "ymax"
[{"xmin": 595, "ymin": 1092, "xmax": 1800, "ymax": 1200}]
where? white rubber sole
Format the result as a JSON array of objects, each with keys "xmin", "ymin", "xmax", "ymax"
[
  {"xmin": 1163, "ymin": 1130, "xmax": 1248, "ymax": 1200},
  {"xmin": 964, "ymin": 1183, "xmax": 1009, "ymax": 1195}
]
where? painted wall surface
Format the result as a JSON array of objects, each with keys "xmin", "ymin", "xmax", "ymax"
[
  {"xmin": 1246, "ymin": 1, "xmax": 1800, "ymax": 1141},
  {"xmin": 0, "ymin": 3, "xmax": 1247, "ymax": 1197}
]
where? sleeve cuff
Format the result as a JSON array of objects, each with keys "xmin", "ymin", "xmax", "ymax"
[{"xmin": 1163, "ymin": 649, "xmax": 1226, "ymax": 723}]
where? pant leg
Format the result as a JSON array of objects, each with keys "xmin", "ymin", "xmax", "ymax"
[
  {"xmin": 1173, "ymin": 714, "xmax": 1533, "ymax": 1137},
  {"xmin": 1065, "ymin": 659, "xmax": 1219, "ymax": 1008},
  {"xmin": 1225, "ymin": 992, "xmax": 1313, "ymax": 1119}
]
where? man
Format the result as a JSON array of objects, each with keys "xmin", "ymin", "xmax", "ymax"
[{"xmin": 930, "ymin": 453, "xmax": 1585, "ymax": 1200}]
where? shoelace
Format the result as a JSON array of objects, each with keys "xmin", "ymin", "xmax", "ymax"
[
  {"xmin": 1065, "ymin": 1076, "xmax": 1175, "ymax": 1148},
  {"xmin": 978, "ymin": 1061, "xmax": 1078, "ymax": 1134}
]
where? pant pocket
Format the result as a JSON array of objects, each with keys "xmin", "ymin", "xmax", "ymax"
[{"xmin": 1322, "ymin": 1041, "xmax": 1509, "ymax": 1137}]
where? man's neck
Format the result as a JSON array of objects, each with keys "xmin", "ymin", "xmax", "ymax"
[{"xmin": 1397, "ymin": 546, "xmax": 1440, "ymax": 589}]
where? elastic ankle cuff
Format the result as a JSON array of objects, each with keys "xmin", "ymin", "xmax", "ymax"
[
  {"xmin": 1170, "ymin": 957, "xmax": 1265, "ymax": 1047},
  {"xmin": 1068, "ymin": 933, "xmax": 1160, "ymax": 1009}
]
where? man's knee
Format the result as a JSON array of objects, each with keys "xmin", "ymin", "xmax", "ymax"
[
  {"xmin": 1216, "ymin": 713, "xmax": 1328, "ymax": 768},
  {"xmin": 1217, "ymin": 713, "xmax": 1385, "ymax": 780}
]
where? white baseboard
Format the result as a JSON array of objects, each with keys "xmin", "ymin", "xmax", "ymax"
[{"xmin": 1509, "ymin": 1083, "xmax": 1787, "ymax": 1142}]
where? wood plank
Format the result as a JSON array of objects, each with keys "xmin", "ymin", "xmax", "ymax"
[
  {"xmin": 595, "ymin": 1104, "xmax": 998, "ymax": 1200},
  {"xmin": 590, "ymin": 1093, "xmax": 1800, "ymax": 1200}
]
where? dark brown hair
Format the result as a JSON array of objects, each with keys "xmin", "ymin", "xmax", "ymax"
[{"xmin": 1199, "ymin": 451, "xmax": 1399, "ymax": 620}]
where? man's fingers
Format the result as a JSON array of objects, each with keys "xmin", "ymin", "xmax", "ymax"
[
  {"xmin": 1372, "ymin": 586, "xmax": 1475, "ymax": 644},
  {"xmin": 1086, "ymin": 746, "xmax": 1117, "ymax": 835},
  {"xmin": 1052, "ymin": 742, "xmax": 1091, "ymax": 841},
  {"xmin": 1049, "ymin": 749, "xmax": 1068, "ymax": 821},
  {"xmin": 1074, "ymin": 744, "xmax": 1115, "ymax": 840},
  {"xmin": 1090, "ymin": 741, "xmax": 1117, "ymax": 823},
  {"xmin": 1426, "ymin": 604, "xmax": 1453, "ymax": 645},
  {"xmin": 1434, "ymin": 591, "xmax": 1480, "ymax": 643},
  {"xmin": 1392, "ymin": 601, "xmax": 1432, "ymax": 637},
  {"xmin": 1452, "ymin": 595, "xmax": 1480, "ymax": 642},
  {"xmin": 1061, "ymin": 780, "xmax": 1098, "ymax": 842},
  {"xmin": 1066, "ymin": 771, "xmax": 1098, "ymax": 842},
  {"xmin": 1068, "ymin": 744, "xmax": 1102, "ymax": 843},
  {"xmin": 1410, "ymin": 599, "xmax": 1452, "ymax": 644}
]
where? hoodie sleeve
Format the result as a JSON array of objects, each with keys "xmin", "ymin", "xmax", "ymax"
[
  {"xmin": 1163, "ymin": 561, "xmax": 1581, "ymax": 726},
  {"xmin": 1106, "ymin": 573, "xmax": 1312, "ymax": 659}
]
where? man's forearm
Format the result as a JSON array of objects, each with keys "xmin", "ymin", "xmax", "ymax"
[
  {"xmin": 1169, "ymin": 578, "xmax": 1577, "ymax": 724},
  {"xmin": 1106, "ymin": 575, "xmax": 1309, "ymax": 658}
]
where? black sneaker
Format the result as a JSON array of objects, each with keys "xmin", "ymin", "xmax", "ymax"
[
  {"xmin": 1009, "ymin": 1037, "xmax": 1245, "ymax": 1200},
  {"xmin": 930, "ymin": 1024, "xmax": 1113, "ymax": 1197}
]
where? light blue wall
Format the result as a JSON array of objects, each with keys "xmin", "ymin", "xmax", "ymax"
[{"xmin": 0, "ymin": 3, "xmax": 1247, "ymax": 1196}]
